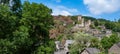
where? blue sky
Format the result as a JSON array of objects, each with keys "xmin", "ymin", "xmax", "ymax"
[{"xmin": 21, "ymin": 0, "xmax": 120, "ymax": 21}]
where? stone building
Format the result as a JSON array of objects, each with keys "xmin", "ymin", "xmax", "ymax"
[
  {"xmin": 72, "ymin": 15, "xmax": 92, "ymax": 32},
  {"xmin": 85, "ymin": 20, "xmax": 91, "ymax": 31},
  {"xmin": 108, "ymin": 42, "xmax": 120, "ymax": 54},
  {"xmin": 81, "ymin": 48, "xmax": 100, "ymax": 54},
  {"xmin": 77, "ymin": 15, "xmax": 85, "ymax": 27}
]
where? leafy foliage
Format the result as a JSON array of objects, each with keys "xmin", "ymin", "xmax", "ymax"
[
  {"xmin": 0, "ymin": 1, "xmax": 54, "ymax": 54},
  {"xmin": 70, "ymin": 32, "xmax": 100, "ymax": 54},
  {"xmin": 101, "ymin": 34, "xmax": 120, "ymax": 50},
  {"xmin": 0, "ymin": 0, "xmax": 22, "ymax": 14},
  {"xmin": 118, "ymin": 18, "xmax": 120, "ymax": 23},
  {"xmin": 82, "ymin": 16, "xmax": 96, "ymax": 21}
]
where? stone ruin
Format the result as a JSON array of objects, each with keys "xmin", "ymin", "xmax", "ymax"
[{"xmin": 72, "ymin": 15, "xmax": 92, "ymax": 32}]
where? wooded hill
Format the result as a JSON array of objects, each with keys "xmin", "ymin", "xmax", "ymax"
[{"xmin": 71, "ymin": 15, "xmax": 120, "ymax": 32}]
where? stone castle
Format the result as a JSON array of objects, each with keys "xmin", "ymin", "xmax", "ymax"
[{"xmin": 72, "ymin": 15, "xmax": 91, "ymax": 32}]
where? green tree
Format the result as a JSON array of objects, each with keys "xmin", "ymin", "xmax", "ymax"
[
  {"xmin": 90, "ymin": 37, "xmax": 101, "ymax": 48},
  {"xmin": 118, "ymin": 18, "xmax": 120, "ymax": 23},
  {"xmin": 21, "ymin": 1, "xmax": 53, "ymax": 43},
  {"xmin": 105, "ymin": 22, "xmax": 115, "ymax": 30},
  {"xmin": 113, "ymin": 23, "xmax": 120, "ymax": 32},
  {"xmin": 0, "ymin": 0, "xmax": 22, "ymax": 13},
  {"xmin": 18, "ymin": 1, "xmax": 54, "ymax": 54},
  {"xmin": 104, "ymin": 21, "xmax": 120, "ymax": 32},
  {"xmin": 82, "ymin": 16, "xmax": 96, "ymax": 21},
  {"xmin": 0, "ymin": 4, "xmax": 17, "ymax": 39},
  {"xmin": 0, "ymin": 0, "xmax": 10, "ymax": 4},
  {"xmin": 94, "ymin": 20, "xmax": 99, "ymax": 26},
  {"xmin": 70, "ymin": 32, "xmax": 94, "ymax": 54},
  {"xmin": 101, "ymin": 34, "xmax": 120, "ymax": 53},
  {"xmin": 0, "ymin": 4, "xmax": 19, "ymax": 54},
  {"xmin": 0, "ymin": 1, "xmax": 54, "ymax": 54}
]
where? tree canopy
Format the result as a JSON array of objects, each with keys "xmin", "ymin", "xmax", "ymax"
[{"xmin": 0, "ymin": 1, "xmax": 54, "ymax": 54}]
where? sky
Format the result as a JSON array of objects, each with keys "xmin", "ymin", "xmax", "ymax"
[{"xmin": 21, "ymin": 0, "xmax": 120, "ymax": 21}]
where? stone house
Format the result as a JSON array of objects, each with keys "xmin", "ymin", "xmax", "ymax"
[
  {"xmin": 55, "ymin": 41, "xmax": 60, "ymax": 51},
  {"xmin": 64, "ymin": 40, "xmax": 74, "ymax": 53},
  {"xmin": 105, "ymin": 29, "xmax": 112, "ymax": 37},
  {"xmin": 84, "ymin": 20, "xmax": 91, "ymax": 31},
  {"xmin": 108, "ymin": 42, "xmax": 120, "ymax": 54},
  {"xmin": 98, "ymin": 25, "xmax": 106, "ymax": 31},
  {"xmin": 81, "ymin": 48, "xmax": 100, "ymax": 54}
]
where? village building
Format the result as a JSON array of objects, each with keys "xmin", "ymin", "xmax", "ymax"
[
  {"xmin": 64, "ymin": 40, "xmax": 74, "ymax": 54},
  {"xmin": 108, "ymin": 42, "xmax": 120, "ymax": 54},
  {"xmin": 81, "ymin": 48, "xmax": 100, "ymax": 54},
  {"xmin": 55, "ymin": 41, "xmax": 60, "ymax": 51},
  {"xmin": 54, "ymin": 40, "xmax": 74, "ymax": 54},
  {"xmin": 105, "ymin": 29, "xmax": 112, "ymax": 37}
]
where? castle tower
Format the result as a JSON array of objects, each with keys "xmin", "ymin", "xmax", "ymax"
[
  {"xmin": 81, "ymin": 18, "xmax": 84, "ymax": 27},
  {"xmin": 77, "ymin": 15, "xmax": 85, "ymax": 27},
  {"xmin": 88, "ymin": 20, "xmax": 91, "ymax": 26},
  {"xmin": 78, "ymin": 15, "xmax": 82, "ymax": 21}
]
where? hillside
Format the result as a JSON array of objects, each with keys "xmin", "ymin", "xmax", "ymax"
[{"xmin": 51, "ymin": 15, "xmax": 120, "ymax": 54}]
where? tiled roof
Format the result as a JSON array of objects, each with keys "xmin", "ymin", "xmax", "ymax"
[
  {"xmin": 117, "ymin": 42, "xmax": 120, "ymax": 48},
  {"xmin": 85, "ymin": 48, "xmax": 100, "ymax": 54}
]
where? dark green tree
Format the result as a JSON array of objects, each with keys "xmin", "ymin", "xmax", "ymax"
[
  {"xmin": 105, "ymin": 22, "xmax": 115, "ymax": 29},
  {"xmin": 118, "ymin": 18, "xmax": 120, "ymax": 23},
  {"xmin": 101, "ymin": 34, "xmax": 120, "ymax": 53},
  {"xmin": 0, "ymin": 1, "xmax": 54, "ymax": 54},
  {"xmin": 94, "ymin": 20, "xmax": 99, "ymax": 26},
  {"xmin": 0, "ymin": 0, "xmax": 22, "ymax": 15},
  {"xmin": 0, "ymin": 4, "xmax": 19, "ymax": 54}
]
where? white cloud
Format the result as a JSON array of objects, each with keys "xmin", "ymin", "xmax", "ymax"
[
  {"xmin": 57, "ymin": 6, "xmax": 78, "ymax": 12},
  {"xmin": 83, "ymin": 0, "xmax": 120, "ymax": 15},
  {"xmin": 52, "ymin": 9, "xmax": 72, "ymax": 16},
  {"xmin": 51, "ymin": 5, "xmax": 78, "ymax": 16}
]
